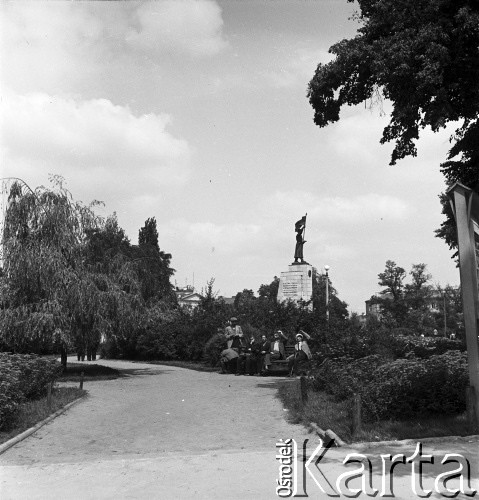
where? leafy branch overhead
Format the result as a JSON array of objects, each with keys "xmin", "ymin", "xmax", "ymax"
[{"xmin": 308, "ymin": 0, "xmax": 479, "ymax": 168}]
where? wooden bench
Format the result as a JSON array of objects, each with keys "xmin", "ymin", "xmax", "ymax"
[
  {"xmin": 267, "ymin": 345, "xmax": 295, "ymax": 375},
  {"xmin": 267, "ymin": 345, "xmax": 311, "ymax": 376}
]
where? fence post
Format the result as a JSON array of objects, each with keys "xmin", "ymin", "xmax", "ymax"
[
  {"xmin": 352, "ymin": 393, "xmax": 362, "ymax": 436},
  {"xmin": 300, "ymin": 376, "xmax": 308, "ymax": 405},
  {"xmin": 47, "ymin": 381, "xmax": 52, "ymax": 407},
  {"xmin": 80, "ymin": 371, "xmax": 84, "ymax": 390},
  {"xmin": 466, "ymin": 386, "xmax": 478, "ymax": 433}
]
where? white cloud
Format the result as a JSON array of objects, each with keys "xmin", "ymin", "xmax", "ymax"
[
  {"xmin": 263, "ymin": 190, "xmax": 412, "ymax": 225},
  {"xmin": 266, "ymin": 48, "xmax": 333, "ymax": 88},
  {"xmin": 1, "ymin": 1, "xmax": 227, "ymax": 97},
  {"xmin": 163, "ymin": 220, "xmax": 263, "ymax": 255},
  {"xmin": 1, "ymin": 91, "xmax": 191, "ymax": 194},
  {"xmin": 126, "ymin": 0, "xmax": 229, "ymax": 57},
  {"xmin": 0, "ymin": 2, "xmax": 110, "ymax": 95}
]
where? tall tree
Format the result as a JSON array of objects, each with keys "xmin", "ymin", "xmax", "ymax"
[
  {"xmin": 135, "ymin": 217, "xmax": 174, "ymax": 303},
  {"xmin": 375, "ymin": 260, "xmax": 408, "ymax": 327},
  {"xmin": 0, "ymin": 177, "xmax": 145, "ymax": 364},
  {"xmin": 307, "ymin": 0, "xmax": 479, "ymax": 252},
  {"xmin": 138, "ymin": 217, "xmax": 159, "ymax": 249},
  {"xmin": 0, "ymin": 177, "xmax": 102, "ymax": 359}
]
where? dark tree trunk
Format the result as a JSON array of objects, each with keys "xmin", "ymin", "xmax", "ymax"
[{"xmin": 60, "ymin": 344, "xmax": 68, "ymax": 370}]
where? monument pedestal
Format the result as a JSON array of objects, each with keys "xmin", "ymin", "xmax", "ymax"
[{"xmin": 277, "ymin": 263, "xmax": 313, "ymax": 309}]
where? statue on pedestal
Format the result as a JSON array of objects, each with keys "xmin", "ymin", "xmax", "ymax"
[{"xmin": 293, "ymin": 214, "xmax": 307, "ymax": 264}]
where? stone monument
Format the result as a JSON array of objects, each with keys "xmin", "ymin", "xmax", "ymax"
[{"xmin": 277, "ymin": 214, "xmax": 313, "ymax": 309}]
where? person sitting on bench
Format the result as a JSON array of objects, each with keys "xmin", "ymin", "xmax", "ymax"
[
  {"xmin": 220, "ymin": 348, "xmax": 239, "ymax": 374},
  {"xmin": 287, "ymin": 331, "xmax": 312, "ymax": 377},
  {"xmin": 244, "ymin": 334, "xmax": 260, "ymax": 375},
  {"xmin": 258, "ymin": 334, "xmax": 270, "ymax": 373},
  {"xmin": 264, "ymin": 330, "xmax": 287, "ymax": 370}
]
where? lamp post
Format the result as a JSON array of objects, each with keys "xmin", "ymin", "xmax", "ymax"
[
  {"xmin": 443, "ymin": 291, "xmax": 447, "ymax": 338},
  {"xmin": 324, "ymin": 265, "xmax": 330, "ymax": 323}
]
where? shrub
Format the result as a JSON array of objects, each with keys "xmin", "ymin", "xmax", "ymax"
[
  {"xmin": 241, "ymin": 323, "xmax": 263, "ymax": 340},
  {"xmin": 388, "ymin": 335, "xmax": 465, "ymax": 359},
  {"xmin": 203, "ymin": 333, "xmax": 227, "ymax": 367},
  {"xmin": 311, "ymin": 355, "xmax": 387, "ymax": 401},
  {"xmin": 0, "ymin": 364, "xmax": 23, "ymax": 429},
  {"xmin": 0, "ymin": 353, "xmax": 62, "ymax": 430},
  {"xmin": 362, "ymin": 350, "xmax": 469, "ymax": 421}
]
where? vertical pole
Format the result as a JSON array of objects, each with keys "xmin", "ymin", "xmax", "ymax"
[
  {"xmin": 443, "ymin": 292, "xmax": 447, "ymax": 337},
  {"xmin": 352, "ymin": 394, "xmax": 362, "ymax": 436},
  {"xmin": 47, "ymin": 382, "xmax": 52, "ymax": 407},
  {"xmin": 466, "ymin": 386, "xmax": 478, "ymax": 433},
  {"xmin": 325, "ymin": 271, "xmax": 329, "ymax": 323},
  {"xmin": 450, "ymin": 185, "xmax": 479, "ymax": 431},
  {"xmin": 80, "ymin": 371, "xmax": 84, "ymax": 390},
  {"xmin": 300, "ymin": 376, "xmax": 308, "ymax": 405}
]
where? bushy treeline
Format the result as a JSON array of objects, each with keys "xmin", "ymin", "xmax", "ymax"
[
  {"xmin": 0, "ymin": 353, "xmax": 62, "ymax": 430},
  {"xmin": 0, "ymin": 177, "xmax": 175, "ymax": 365},
  {"xmin": 369, "ymin": 260, "xmax": 463, "ymax": 336},
  {"xmin": 310, "ymin": 321, "xmax": 468, "ymax": 421},
  {"xmin": 0, "ymin": 178, "xmax": 350, "ymax": 365},
  {"xmin": 101, "ymin": 273, "xmax": 350, "ymax": 363}
]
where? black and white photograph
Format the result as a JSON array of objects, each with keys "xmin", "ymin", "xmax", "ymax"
[{"xmin": 0, "ymin": 0, "xmax": 478, "ymax": 498}]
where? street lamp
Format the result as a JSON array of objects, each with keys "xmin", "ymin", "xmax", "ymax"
[
  {"xmin": 324, "ymin": 265, "xmax": 330, "ymax": 323},
  {"xmin": 443, "ymin": 291, "xmax": 447, "ymax": 338}
]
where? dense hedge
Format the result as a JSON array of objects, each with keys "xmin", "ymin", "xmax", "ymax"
[
  {"xmin": 311, "ymin": 350, "xmax": 469, "ymax": 422},
  {"xmin": 311, "ymin": 355, "xmax": 387, "ymax": 401},
  {"xmin": 362, "ymin": 351, "xmax": 469, "ymax": 420},
  {"xmin": 316, "ymin": 333, "xmax": 465, "ymax": 362},
  {"xmin": 0, "ymin": 353, "xmax": 62, "ymax": 430}
]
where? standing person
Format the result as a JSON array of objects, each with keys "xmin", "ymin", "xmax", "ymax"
[
  {"xmin": 258, "ymin": 334, "xmax": 270, "ymax": 374},
  {"xmin": 224, "ymin": 319, "xmax": 235, "ymax": 348},
  {"xmin": 230, "ymin": 318, "xmax": 247, "ymax": 375},
  {"xmin": 287, "ymin": 331, "xmax": 312, "ymax": 377},
  {"xmin": 244, "ymin": 334, "xmax": 260, "ymax": 375}
]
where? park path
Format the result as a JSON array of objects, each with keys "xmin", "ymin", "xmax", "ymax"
[
  {"xmin": 1, "ymin": 358, "xmax": 478, "ymax": 499},
  {"xmin": 0, "ymin": 358, "xmax": 312, "ymax": 499}
]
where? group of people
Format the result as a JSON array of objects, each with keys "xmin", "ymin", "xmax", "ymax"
[{"xmin": 219, "ymin": 317, "xmax": 312, "ymax": 377}]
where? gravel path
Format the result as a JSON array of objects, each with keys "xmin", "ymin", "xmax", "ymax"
[
  {"xmin": 0, "ymin": 358, "xmax": 311, "ymax": 499},
  {"xmin": 1, "ymin": 358, "xmax": 477, "ymax": 499}
]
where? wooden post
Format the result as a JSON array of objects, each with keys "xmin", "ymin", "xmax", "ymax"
[
  {"xmin": 47, "ymin": 382, "xmax": 52, "ymax": 407},
  {"xmin": 448, "ymin": 184, "xmax": 479, "ymax": 431},
  {"xmin": 352, "ymin": 393, "xmax": 362, "ymax": 436},
  {"xmin": 300, "ymin": 376, "xmax": 308, "ymax": 404},
  {"xmin": 466, "ymin": 386, "xmax": 478, "ymax": 433},
  {"xmin": 80, "ymin": 371, "xmax": 84, "ymax": 390}
]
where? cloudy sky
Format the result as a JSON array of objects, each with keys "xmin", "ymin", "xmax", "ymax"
[{"xmin": 0, "ymin": 1, "xmax": 460, "ymax": 312}]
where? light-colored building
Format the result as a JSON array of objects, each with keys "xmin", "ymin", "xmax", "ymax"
[
  {"xmin": 365, "ymin": 290, "xmax": 445, "ymax": 319},
  {"xmin": 175, "ymin": 286, "xmax": 203, "ymax": 309}
]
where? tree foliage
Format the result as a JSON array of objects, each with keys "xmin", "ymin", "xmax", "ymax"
[
  {"xmin": 0, "ymin": 178, "xmax": 176, "ymax": 364},
  {"xmin": 308, "ymin": 0, "xmax": 479, "ymax": 166},
  {"xmin": 371, "ymin": 260, "xmax": 462, "ymax": 334},
  {"xmin": 308, "ymin": 0, "xmax": 479, "ymax": 252},
  {"xmin": 135, "ymin": 217, "xmax": 175, "ymax": 304}
]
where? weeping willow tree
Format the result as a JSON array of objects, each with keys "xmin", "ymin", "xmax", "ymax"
[{"xmin": 0, "ymin": 176, "xmax": 145, "ymax": 366}]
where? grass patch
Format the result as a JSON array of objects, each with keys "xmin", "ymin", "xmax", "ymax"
[
  {"xmin": 142, "ymin": 359, "xmax": 218, "ymax": 372},
  {"xmin": 0, "ymin": 386, "xmax": 86, "ymax": 445},
  {"xmin": 60, "ymin": 363, "xmax": 120, "ymax": 381},
  {"xmin": 278, "ymin": 380, "xmax": 473, "ymax": 443}
]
